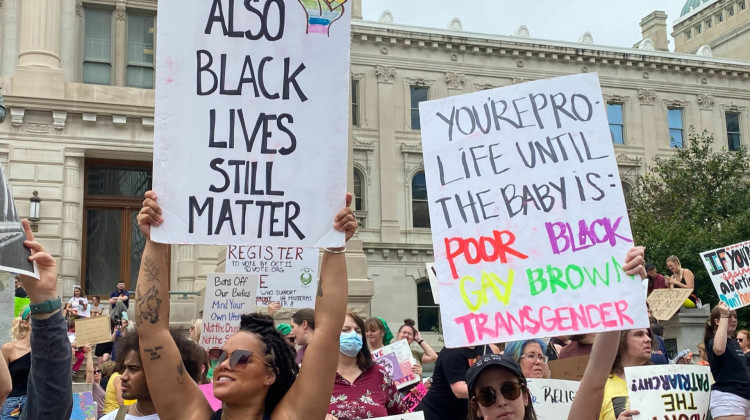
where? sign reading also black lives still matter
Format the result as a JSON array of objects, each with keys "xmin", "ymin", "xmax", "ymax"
[
  {"xmin": 419, "ymin": 73, "xmax": 649, "ymax": 348},
  {"xmin": 152, "ymin": 0, "xmax": 351, "ymax": 247},
  {"xmin": 200, "ymin": 273, "xmax": 258, "ymax": 350}
]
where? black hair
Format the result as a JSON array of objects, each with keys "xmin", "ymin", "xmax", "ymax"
[
  {"xmin": 114, "ymin": 327, "xmax": 204, "ymax": 383},
  {"xmin": 291, "ymin": 308, "xmax": 315, "ymax": 330},
  {"xmin": 239, "ymin": 313, "xmax": 300, "ymax": 415}
]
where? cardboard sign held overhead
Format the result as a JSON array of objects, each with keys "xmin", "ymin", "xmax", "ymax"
[
  {"xmin": 0, "ymin": 164, "xmax": 38, "ymax": 278},
  {"xmin": 626, "ymin": 364, "xmax": 711, "ymax": 420},
  {"xmin": 419, "ymin": 73, "xmax": 648, "ymax": 348},
  {"xmin": 73, "ymin": 316, "xmax": 112, "ymax": 345},
  {"xmin": 701, "ymin": 241, "xmax": 750, "ymax": 310},
  {"xmin": 646, "ymin": 288, "xmax": 694, "ymax": 321}
]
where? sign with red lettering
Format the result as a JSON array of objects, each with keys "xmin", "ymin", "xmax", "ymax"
[
  {"xmin": 225, "ymin": 245, "xmax": 319, "ymax": 308},
  {"xmin": 419, "ymin": 73, "xmax": 648, "ymax": 347},
  {"xmin": 625, "ymin": 365, "xmax": 711, "ymax": 420},
  {"xmin": 200, "ymin": 273, "xmax": 258, "ymax": 350},
  {"xmin": 152, "ymin": 1, "xmax": 351, "ymax": 247},
  {"xmin": 700, "ymin": 240, "xmax": 750, "ymax": 310}
]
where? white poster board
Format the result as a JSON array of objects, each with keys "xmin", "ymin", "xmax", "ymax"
[
  {"xmin": 372, "ymin": 412, "xmax": 424, "ymax": 420},
  {"xmin": 425, "ymin": 262, "xmax": 440, "ymax": 304},
  {"xmin": 0, "ymin": 165, "xmax": 37, "ymax": 278},
  {"xmin": 419, "ymin": 73, "xmax": 648, "ymax": 348},
  {"xmin": 200, "ymin": 273, "xmax": 258, "ymax": 350},
  {"xmin": 700, "ymin": 241, "xmax": 750, "ymax": 309},
  {"xmin": 371, "ymin": 339, "xmax": 419, "ymax": 390},
  {"xmin": 625, "ymin": 365, "xmax": 711, "ymax": 420},
  {"xmin": 152, "ymin": 1, "xmax": 351, "ymax": 247},
  {"xmin": 527, "ymin": 379, "xmax": 580, "ymax": 420},
  {"xmin": 226, "ymin": 245, "xmax": 319, "ymax": 308}
]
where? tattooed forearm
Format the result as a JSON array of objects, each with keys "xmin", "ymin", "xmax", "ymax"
[
  {"xmin": 143, "ymin": 345, "xmax": 164, "ymax": 361},
  {"xmin": 143, "ymin": 256, "xmax": 162, "ymax": 285},
  {"xmin": 177, "ymin": 361, "xmax": 186, "ymax": 384},
  {"xmin": 138, "ymin": 284, "xmax": 163, "ymax": 324}
]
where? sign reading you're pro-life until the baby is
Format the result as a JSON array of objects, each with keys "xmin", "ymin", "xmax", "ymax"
[{"xmin": 419, "ymin": 73, "xmax": 648, "ymax": 348}]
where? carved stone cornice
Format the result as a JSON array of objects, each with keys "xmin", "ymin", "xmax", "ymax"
[
  {"xmin": 722, "ymin": 103, "xmax": 747, "ymax": 114},
  {"xmin": 603, "ymin": 94, "xmax": 629, "ymax": 104},
  {"xmin": 697, "ymin": 94, "xmax": 715, "ymax": 110},
  {"xmin": 473, "ymin": 83, "xmax": 497, "ymax": 91},
  {"xmin": 75, "ymin": 0, "xmax": 82, "ymax": 17},
  {"xmin": 664, "ymin": 99, "xmax": 688, "ymax": 109},
  {"xmin": 375, "ymin": 65, "xmax": 396, "ymax": 83},
  {"xmin": 115, "ymin": 4, "xmax": 126, "ymax": 21},
  {"xmin": 638, "ymin": 89, "xmax": 656, "ymax": 105},
  {"xmin": 400, "ymin": 143, "xmax": 423, "ymax": 154},
  {"xmin": 445, "ymin": 72, "xmax": 465, "ymax": 89},
  {"xmin": 616, "ymin": 153, "xmax": 642, "ymax": 167},
  {"xmin": 353, "ymin": 137, "xmax": 375, "ymax": 151}
]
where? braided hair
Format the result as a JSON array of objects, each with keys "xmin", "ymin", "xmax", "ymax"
[{"xmin": 239, "ymin": 313, "xmax": 300, "ymax": 414}]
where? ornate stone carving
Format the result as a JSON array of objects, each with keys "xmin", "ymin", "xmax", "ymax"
[
  {"xmin": 512, "ymin": 78, "xmax": 531, "ymax": 85},
  {"xmin": 75, "ymin": 0, "xmax": 83, "ymax": 17},
  {"xmin": 603, "ymin": 94, "xmax": 628, "ymax": 104},
  {"xmin": 638, "ymin": 89, "xmax": 656, "ymax": 105},
  {"xmin": 697, "ymin": 93, "xmax": 715, "ymax": 109},
  {"xmin": 616, "ymin": 153, "xmax": 642, "ymax": 167},
  {"xmin": 26, "ymin": 123, "xmax": 51, "ymax": 134},
  {"xmin": 116, "ymin": 6, "xmax": 126, "ymax": 21},
  {"xmin": 448, "ymin": 17, "xmax": 462, "ymax": 31},
  {"xmin": 445, "ymin": 72, "xmax": 465, "ymax": 89},
  {"xmin": 473, "ymin": 83, "xmax": 496, "ymax": 91},
  {"xmin": 375, "ymin": 65, "xmax": 396, "ymax": 83},
  {"xmin": 638, "ymin": 38, "xmax": 655, "ymax": 51},
  {"xmin": 52, "ymin": 111, "xmax": 67, "ymax": 132},
  {"xmin": 9, "ymin": 108, "xmax": 24, "ymax": 128},
  {"xmin": 697, "ymin": 45, "xmax": 713, "ymax": 57},
  {"xmin": 578, "ymin": 32, "xmax": 594, "ymax": 44},
  {"xmin": 514, "ymin": 25, "xmax": 530, "ymax": 38},
  {"xmin": 400, "ymin": 143, "xmax": 423, "ymax": 154},
  {"xmin": 722, "ymin": 103, "xmax": 747, "ymax": 114},
  {"xmin": 665, "ymin": 99, "xmax": 688, "ymax": 109},
  {"xmin": 378, "ymin": 10, "xmax": 394, "ymax": 24}
]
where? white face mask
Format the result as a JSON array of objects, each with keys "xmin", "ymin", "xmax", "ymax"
[{"xmin": 339, "ymin": 330, "xmax": 363, "ymax": 357}]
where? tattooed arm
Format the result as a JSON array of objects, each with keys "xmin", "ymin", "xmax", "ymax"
[
  {"xmin": 275, "ymin": 193, "xmax": 357, "ymax": 420},
  {"xmin": 135, "ymin": 191, "xmax": 212, "ymax": 420}
]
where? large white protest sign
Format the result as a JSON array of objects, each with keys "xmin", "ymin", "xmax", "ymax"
[
  {"xmin": 200, "ymin": 273, "xmax": 258, "ymax": 350},
  {"xmin": 226, "ymin": 245, "xmax": 318, "ymax": 308},
  {"xmin": 372, "ymin": 412, "xmax": 424, "ymax": 420},
  {"xmin": 625, "ymin": 365, "xmax": 711, "ymax": 420},
  {"xmin": 419, "ymin": 73, "xmax": 648, "ymax": 348},
  {"xmin": 527, "ymin": 379, "xmax": 580, "ymax": 420},
  {"xmin": 152, "ymin": 1, "xmax": 351, "ymax": 247},
  {"xmin": 371, "ymin": 339, "xmax": 419, "ymax": 390},
  {"xmin": 701, "ymin": 241, "xmax": 750, "ymax": 309},
  {"xmin": 425, "ymin": 262, "xmax": 440, "ymax": 304}
]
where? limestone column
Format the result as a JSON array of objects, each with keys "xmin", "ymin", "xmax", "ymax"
[
  {"xmin": 59, "ymin": 0, "xmax": 78, "ymax": 82},
  {"xmin": 60, "ymin": 151, "xmax": 84, "ymax": 294},
  {"xmin": 375, "ymin": 65, "xmax": 401, "ymax": 242},
  {"xmin": 114, "ymin": 0, "xmax": 127, "ymax": 86},
  {"xmin": 351, "ymin": 0, "xmax": 362, "ymax": 20},
  {"xmin": 0, "ymin": 0, "xmax": 20, "ymax": 77},
  {"xmin": 14, "ymin": 0, "xmax": 65, "ymax": 98}
]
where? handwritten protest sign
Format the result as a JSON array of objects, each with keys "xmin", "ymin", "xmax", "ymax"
[
  {"xmin": 152, "ymin": 1, "xmax": 351, "ymax": 247},
  {"xmin": 402, "ymin": 382, "xmax": 428, "ymax": 412},
  {"xmin": 0, "ymin": 165, "xmax": 37, "ymax": 278},
  {"xmin": 625, "ymin": 365, "xmax": 711, "ymax": 420},
  {"xmin": 70, "ymin": 391, "xmax": 96, "ymax": 420},
  {"xmin": 701, "ymin": 240, "xmax": 750, "ymax": 309},
  {"xmin": 200, "ymin": 273, "xmax": 258, "ymax": 350},
  {"xmin": 371, "ymin": 339, "xmax": 419, "ymax": 390},
  {"xmin": 73, "ymin": 316, "xmax": 112, "ymax": 345},
  {"xmin": 372, "ymin": 412, "xmax": 424, "ymax": 420},
  {"xmin": 419, "ymin": 73, "xmax": 648, "ymax": 347},
  {"xmin": 226, "ymin": 245, "xmax": 318, "ymax": 308},
  {"xmin": 647, "ymin": 288, "xmax": 695, "ymax": 321},
  {"xmin": 528, "ymin": 379, "xmax": 580, "ymax": 420},
  {"xmin": 425, "ymin": 263, "xmax": 440, "ymax": 304},
  {"xmin": 549, "ymin": 355, "xmax": 589, "ymax": 381}
]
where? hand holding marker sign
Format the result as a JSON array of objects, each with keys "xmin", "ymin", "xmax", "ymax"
[{"xmin": 419, "ymin": 73, "xmax": 648, "ymax": 347}]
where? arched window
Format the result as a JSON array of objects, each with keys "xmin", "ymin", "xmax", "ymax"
[
  {"xmin": 353, "ymin": 168, "xmax": 364, "ymax": 211},
  {"xmin": 412, "ymin": 172, "xmax": 430, "ymax": 228},
  {"xmin": 417, "ymin": 281, "xmax": 440, "ymax": 332}
]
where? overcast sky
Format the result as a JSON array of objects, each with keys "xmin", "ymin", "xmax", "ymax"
[{"xmin": 361, "ymin": 0, "xmax": 688, "ymax": 49}]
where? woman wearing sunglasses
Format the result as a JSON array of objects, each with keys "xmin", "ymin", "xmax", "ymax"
[
  {"xmin": 465, "ymin": 353, "xmax": 537, "ymax": 420},
  {"xmin": 134, "ymin": 191, "xmax": 357, "ymax": 420}
]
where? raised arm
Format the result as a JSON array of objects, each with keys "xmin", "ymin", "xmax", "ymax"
[
  {"xmin": 712, "ymin": 302, "xmax": 730, "ymax": 356},
  {"xmin": 18, "ymin": 219, "xmax": 73, "ymax": 420},
  {"xmin": 414, "ymin": 329, "xmax": 438, "ymax": 364},
  {"xmin": 0, "ymin": 354, "xmax": 10, "ymax": 405},
  {"xmin": 275, "ymin": 193, "xmax": 356, "ymax": 420},
  {"xmin": 84, "ymin": 343, "xmax": 94, "ymax": 383},
  {"xmin": 135, "ymin": 191, "xmax": 211, "ymax": 420}
]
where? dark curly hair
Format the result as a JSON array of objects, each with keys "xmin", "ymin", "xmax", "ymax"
[
  {"xmin": 239, "ymin": 313, "xmax": 300, "ymax": 414},
  {"xmin": 114, "ymin": 327, "xmax": 204, "ymax": 383}
]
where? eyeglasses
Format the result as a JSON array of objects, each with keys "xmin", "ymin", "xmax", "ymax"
[
  {"xmin": 473, "ymin": 382, "xmax": 525, "ymax": 407},
  {"xmin": 520, "ymin": 353, "xmax": 548, "ymax": 363},
  {"xmin": 739, "ymin": 338, "xmax": 745, "ymax": 342},
  {"xmin": 94, "ymin": 369, "xmax": 102, "ymax": 374},
  {"xmin": 286, "ymin": 336, "xmax": 296, "ymax": 344},
  {"xmin": 216, "ymin": 349, "xmax": 272, "ymax": 370}
]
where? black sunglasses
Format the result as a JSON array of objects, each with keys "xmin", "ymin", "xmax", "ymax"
[
  {"xmin": 94, "ymin": 369, "xmax": 102, "ymax": 373},
  {"xmin": 216, "ymin": 349, "xmax": 272, "ymax": 370},
  {"xmin": 473, "ymin": 382, "xmax": 525, "ymax": 407}
]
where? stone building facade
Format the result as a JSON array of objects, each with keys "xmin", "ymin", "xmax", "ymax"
[
  {"xmin": 673, "ymin": 0, "xmax": 750, "ymax": 60},
  {"xmin": 1, "ymin": 0, "xmax": 749, "ymax": 340}
]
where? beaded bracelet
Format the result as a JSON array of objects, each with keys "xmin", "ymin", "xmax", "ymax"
[{"xmin": 323, "ymin": 247, "xmax": 346, "ymax": 254}]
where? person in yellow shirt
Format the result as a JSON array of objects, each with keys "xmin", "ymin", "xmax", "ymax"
[
  {"xmin": 599, "ymin": 328, "xmax": 653, "ymax": 420},
  {"xmin": 103, "ymin": 370, "xmax": 136, "ymax": 414}
]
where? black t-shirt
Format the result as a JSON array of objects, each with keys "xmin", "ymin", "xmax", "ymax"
[
  {"xmin": 706, "ymin": 337, "xmax": 750, "ymax": 399},
  {"xmin": 417, "ymin": 346, "xmax": 487, "ymax": 420}
]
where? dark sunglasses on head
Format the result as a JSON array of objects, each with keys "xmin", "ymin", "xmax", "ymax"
[
  {"xmin": 473, "ymin": 382, "xmax": 525, "ymax": 407},
  {"xmin": 216, "ymin": 349, "xmax": 272, "ymax": 370}
]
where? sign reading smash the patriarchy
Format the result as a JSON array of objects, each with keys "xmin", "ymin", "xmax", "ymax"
[
  {"xmin": 701, "ymin": 240, "xmax": 750, "ymax": 309},
  {"xmin": 152, "ymin": 0, "xmax": 351, "ymax": 247},
  {"xmin": 625, "ymin": 365, "xmax": 711, "ymax": 420},
  {"xmin": 226, "ymin": 245, "xmax": 319, "ymax": 308},
  {"xmin": 200, "ymin": 273, "xmax": 258, "ymax": 350},
  {"xmin": 419, "ymin": 73, "xmax": 648, "ymax": 347}
]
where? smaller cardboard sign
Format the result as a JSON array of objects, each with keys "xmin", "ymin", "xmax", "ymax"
[
  {"xmin": 73, "ymin": 316, "xmax": 111, "ymax": 345},
  {"xmin": 625, "ymin": 364, "xmax": 711, "ymax": 420},
  {"xmin": 548, "ymin": 355, "xmax": 589, "ymax": 381},
  {"xmin": 226, "ymin": 246, "xmax": 319, "ymax": 308},
  {"xmin": 425, "ymin": 263, "xmax": 440, "ymax": 304},
  {"xmin": 371, "ymin": 339, "xmax": 419, "ymax": 390},
  {"xmin": 646, "ymin": 288, "xmax": 694, "ymax": 321},
  {"xmin": 200, "ymin": 273, "xmax": 258, "ymax": 350},
  {"xmin": 70, "ymin": 391, "xmax": 96, "ymax": 420},
  {"xmin": 402, "ymin": 382, "xmax": 428, "ymax": 412},
  {"xmin": 527, "ymin": 379, "xmax": 580, "ymax": 420},
  {"xmin": 372, "ymin": 412, "xmax": 424, "ymax": 420}
]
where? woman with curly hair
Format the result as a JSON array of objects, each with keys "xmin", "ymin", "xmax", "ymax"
[{"xmin": 135, "ymin": 190, "xmax": 357, "ymax": 420}]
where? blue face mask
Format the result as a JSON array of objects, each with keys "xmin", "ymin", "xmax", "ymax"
[{"xmin": 339, "ymin": 331, "xmax": 363, "ymax": 357}]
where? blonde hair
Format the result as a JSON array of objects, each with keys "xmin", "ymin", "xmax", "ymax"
[
  {"xmin": 11, "ymin": 318, "xmax": 29, "ymax": 341},
  {"xmin": 666, "ymin": 255, "xmax": 681, "ymax": 266},
  {"xmin": 190, "ymin": 319, "xmax": 202, "ymax": 343}
]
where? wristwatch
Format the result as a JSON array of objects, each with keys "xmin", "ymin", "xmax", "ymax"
[{"xmin": 29, "ymin": 298, "xmax": 62, "ymax": 315}]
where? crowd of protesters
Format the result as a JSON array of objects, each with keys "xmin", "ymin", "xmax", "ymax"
[{"xmin": 1, "ymin": 193, "xmax": 748, "ymax": 420}]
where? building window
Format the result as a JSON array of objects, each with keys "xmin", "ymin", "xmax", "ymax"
[
  {"xmin": 607, "ymin": 103, "xmax": 624, "ymax": 144},
  {"xmin": 668, "ymin": 108, "xmax": 684, "ymax": 148},
  {"xmin": 417, "ymin": 281, "xmax": 440, "ymax": 333},
  {"xmin": 353, "ymin": 168, "xmax": 365, "ymax": 211},
  {"xmin": 717, "ymin": 12, "xmax": 724, "ymax": 22},
  {"xmin": 83, "ymin": 161, "xmax": 156, "ymax": 297},
  {"xmin": 686, "ymin": 29, "xmax": 693, "ymax": 39},
  {"xmin": 727, "ymin": 113, "xmax": 741, "ymax": 151},
  {"xmin": 83, "ymin": 8, "xmax": 112, "ymax": 85},
  {"xmin": 697, "ymin": 24, "xmax": 703, "ymax": 33},
  {"xmin": 741, "ymin": 1, "xmax": 747, "ymax": 11},
  {"xmin": 351, "ymin": 79, "xmax": 360, "ymax": 127},
  {"xmin": 127, "ymin": 13, "xmax": 155, "ymax": 89},
  {"xmin": 412, "ymin": 172, "xmax": 430, "ymax": 228},
  {"xmin": 706, "ymin": 19, "xmax": 712, "ymax": 28},
  {"xmin": 410, "ymin": 86, "xmax": 429, "ymax": 130},
  {"xmin": 729, "ymin": 5, "xmax": 736, "ymax": 16}
]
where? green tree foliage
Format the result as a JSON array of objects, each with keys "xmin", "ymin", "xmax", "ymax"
[{"xmin": 628, "ymin": 129, "xmax": 750, "ymax": 324}]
